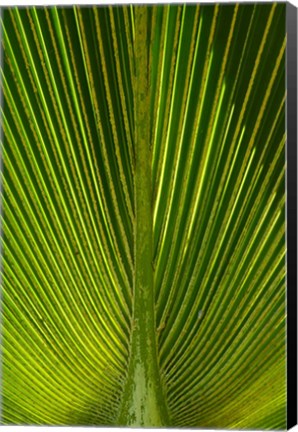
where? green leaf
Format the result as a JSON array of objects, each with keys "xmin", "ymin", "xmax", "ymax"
[{"xmin": 1, "ymin": 3, "xmax": 286, "ymax": 428}]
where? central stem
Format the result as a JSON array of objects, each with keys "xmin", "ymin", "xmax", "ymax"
[{"xmin": 117, "ymin": 6, "xmax": 169, "ymax": 427}]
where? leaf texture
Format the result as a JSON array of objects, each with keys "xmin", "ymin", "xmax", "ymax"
[{"xmin": 1, "ymin": 3, "xmax": 286, "ymax": 428}]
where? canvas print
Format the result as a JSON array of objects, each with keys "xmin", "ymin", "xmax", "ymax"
[{"xmin": 0, "ymin": 2, "xmax": 293, "ymax": 428}]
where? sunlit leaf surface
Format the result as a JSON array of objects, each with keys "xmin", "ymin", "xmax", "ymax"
[{"xmin": 1, "ymin": 3, "xmax": 286, "ymax": 428}]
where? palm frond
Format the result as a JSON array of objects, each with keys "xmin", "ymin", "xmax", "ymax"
[{"xmin": 1, "ymin": 3, "xmax": 286, "ymax": 428}]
